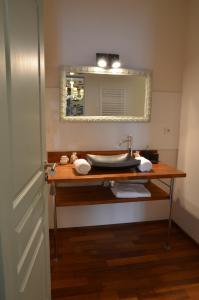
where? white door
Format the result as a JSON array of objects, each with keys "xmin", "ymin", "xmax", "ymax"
[{"xmin": 0, "ymin": 0, "xmax": 51, "ymax": 299}]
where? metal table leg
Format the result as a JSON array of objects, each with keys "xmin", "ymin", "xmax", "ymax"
[
  {"xmin": 165, "ymin": 178, "xmax": 175, "ymax": 250},
  {"xmin": 50, "ymin": 182, "xmax": 58, "ymax": 260}
]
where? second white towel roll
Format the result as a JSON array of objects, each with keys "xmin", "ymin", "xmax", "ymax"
[
  {"xmin": 135, "ymin": 156, "xmax": 152, "ymax": 172},
  {"xmin": 74, "ymin": 159, "xmax": 91, "ymax": 175}
]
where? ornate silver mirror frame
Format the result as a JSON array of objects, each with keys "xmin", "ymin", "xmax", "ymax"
[{"xmin": 60, "ymin": 66, "xmax": 152, "ymax": 122}]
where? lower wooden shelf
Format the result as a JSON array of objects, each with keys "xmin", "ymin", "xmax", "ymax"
[{"xmin": 55, "ymin": 182, "xmax": 169, "ymax": 207}]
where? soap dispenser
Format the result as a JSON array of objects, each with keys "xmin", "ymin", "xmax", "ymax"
[
  {"xmin": 70, "ymin": 152, "xmax": 78, "ymax": 163},
  {"xmin": 60, "ymin": 155, "xmax": 69, "ymax": 165}
]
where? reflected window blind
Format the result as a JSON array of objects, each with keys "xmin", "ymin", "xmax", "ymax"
[{"xmin": 100, "ymin": 88, "xmax": 126, "ymax": 115}]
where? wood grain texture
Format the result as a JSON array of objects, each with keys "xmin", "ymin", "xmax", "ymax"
[
  {"xmin": 55, "ymin": 182, "xmax": 169, "ymax": 206},
  {"xmin": 50, "ymin": 221, "xmax": 199, "ymax": 300},
  {"xmin": 48, "ymin": 163, "xmax": 186, "ymax": 183}
]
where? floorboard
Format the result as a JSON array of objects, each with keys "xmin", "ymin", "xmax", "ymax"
[{"xmin": 50, "ymin": 221, "xmax": 199, "ymax": 300}]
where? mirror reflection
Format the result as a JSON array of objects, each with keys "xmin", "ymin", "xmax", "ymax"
[
  {"xmin": 65, "ymin": 76, "xmax": 85, "ymax": 116},
  {"xmin": 60, "ymin": 67, "xmax": 152, "ymax": 122}
]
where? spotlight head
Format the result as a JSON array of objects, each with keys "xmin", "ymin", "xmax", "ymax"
[
  {"xmin": 97, "ymin": 58, "xmax": 107, "ymax": 68},
  {"xmin": 110, "ymin": 54, "xmax": 121, "ymax": 69},
  {"xmin": 96, "ymin": 53, "xmax": 108, "ymax": 68},
  {"xmin": 112, "ymin": 60, "xmax": 121, "ymax": 69}
]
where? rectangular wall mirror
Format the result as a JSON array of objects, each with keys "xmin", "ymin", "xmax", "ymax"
[{"xmin": 60, "ymin": 66, "xmax": 152, "ymax": 122}]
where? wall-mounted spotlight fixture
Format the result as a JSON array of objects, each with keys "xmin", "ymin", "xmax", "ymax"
[{"xmin": 96, "ymin": 53, "xmax": 121, "ymax": 69}]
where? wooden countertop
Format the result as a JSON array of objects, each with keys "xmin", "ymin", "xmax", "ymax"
[{"xmin": 47, "ymin": 162, "xmax": 186, "ymax": 183}]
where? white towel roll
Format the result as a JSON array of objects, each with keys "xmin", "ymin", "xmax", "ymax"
[
  {"xmin": 135, "ymin": 156, "xmax": 152, "ymax": 172},
  {"xmin": 74, "ymin": 159, "xmax": 91, "ymax": 175}
]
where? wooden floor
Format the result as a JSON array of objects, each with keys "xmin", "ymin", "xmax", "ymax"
[{"xmin": 50, "ymin": 221, "xmax": 199, "ymax": 300}]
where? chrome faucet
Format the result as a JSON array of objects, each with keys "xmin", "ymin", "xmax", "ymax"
[{"xmin": 119, "ymin": 135, "xmax": 133, "ymax": 156}]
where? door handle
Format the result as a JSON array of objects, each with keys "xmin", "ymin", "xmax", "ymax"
[{"xmin": 44, "ymin": 161, "xmax": 57, "ymax": 177}]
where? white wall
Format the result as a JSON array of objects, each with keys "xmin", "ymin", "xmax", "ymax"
[
  {"xmin": 44, "ymin": 0, "xmax": 187, "ymax": 228},
  {"xmin": 174, "ymin": 0, "xmax": 199, "ymax": 243},
  {"xmin": 44, "ymin": 0, "xmax": 187, "ymax": 91}
]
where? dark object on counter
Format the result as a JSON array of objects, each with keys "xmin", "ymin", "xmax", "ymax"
[
  {"xmin": 86, "ymin": 153, "xmax": 141, "ymax": 169},
  {"xmin": 139, "ymin": 150, "xmax": 159, "ymax": 164}
]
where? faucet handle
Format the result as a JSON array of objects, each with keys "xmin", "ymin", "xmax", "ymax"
[{"xmin": 119, "ymin": 135, "xmax": 133, "ymax": 156}]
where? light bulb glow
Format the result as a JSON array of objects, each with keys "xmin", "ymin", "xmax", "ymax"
[
  {"xmin": 97, "ymin": 58, "xmax": 107, "ymax": 68},
  {"xmin": 112, "ymin": 60, "xmax": 121, "ymax": 69}
]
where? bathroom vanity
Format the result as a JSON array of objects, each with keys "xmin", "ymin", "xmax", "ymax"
[{"xmin": 47, "ymin": 151, "xmax": 186, "ymax": 259}]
